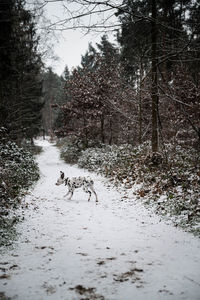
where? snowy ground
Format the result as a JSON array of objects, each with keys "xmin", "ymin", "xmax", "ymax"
[{"xmin": 0, "ymin": 139, "xmax": 200, "ymax": 300}]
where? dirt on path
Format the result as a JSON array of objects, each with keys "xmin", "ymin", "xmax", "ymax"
[{"xmin": 0, "ymin": 139, "xmax": 200, "ymax": 300}]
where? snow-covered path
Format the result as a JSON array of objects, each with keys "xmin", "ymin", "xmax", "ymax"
[{"xmin": 0, "ymin": 140, "xmax": 200, "ymax": 300}]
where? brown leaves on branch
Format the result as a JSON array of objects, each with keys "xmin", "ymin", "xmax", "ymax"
[{"xmin": 58, "ymin": 56, "xmax": 137, "ymax": 144}]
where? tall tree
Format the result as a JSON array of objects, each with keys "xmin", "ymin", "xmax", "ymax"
[
  {"xmin": 42, "ymin": 67, "xmax": 65, "ymax": 135},
  {"xmin": 117, "ymin": 0, "xmax": 200, "ymax": 152},
  {"xmin": 96, "ymin": 34, "xmax": 119, "ymax": 63},
  {"xmin": 0, "ymin": 0, "xmax": 44, "ymax": 143},
  {"xmin": 151, "ymin": 0, "xmax": 159, "ymax": 153},
  {"xmin": 79, "ymin": 43, "xmax": 97, "ymax": 71}
]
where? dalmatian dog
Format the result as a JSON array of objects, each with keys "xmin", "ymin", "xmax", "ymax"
[{"xmin": 55, "ymin": 171, "xmax": 98, "ymax": 202}]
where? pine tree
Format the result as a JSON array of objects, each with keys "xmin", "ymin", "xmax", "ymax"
[
  {"xmin": 80, "ymin": 43, "xmax": 97, "ymax": 70},
  {"xmin": 42, "ymin": 67, "xmax": 65, "ymax": 135},
  {"xmin": 0, "ymin": 0, "xmax": 44, "ymax": 143},
  {"xmin": 96, "ymin": 34, "xmax": 119, "ymax": 64}
]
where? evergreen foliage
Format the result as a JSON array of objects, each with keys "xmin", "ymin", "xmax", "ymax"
[
  {"xmin": 41, "ymin": 67, "xmax": 65, "ymax": 135},
  {"xmin": 0, "ymin": 139, "xmax": 39, "ymax": 205},
  {"xmin": 0, "ymin": 0, "xmax": 44, "ymax": 143}
]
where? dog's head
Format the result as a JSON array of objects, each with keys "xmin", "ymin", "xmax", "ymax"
[{"xmin": 55, "ymin": 171, "xmax": 65, "ymax": 186}]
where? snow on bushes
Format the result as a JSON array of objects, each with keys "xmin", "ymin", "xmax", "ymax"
[
  {"xmin": 78, "ymin": 142, "xmax": 200, "ymax": 236},
  {"xmin": 58, "ymin": 138, "xmax": 200, "ymax": 235},
  {"xmin": 0, "ymin": 141, "xmax": 39, "ymax": 207},
  {"xmin": 59, "ymin": 139, "xmax": 84, "ymax": 164},
  {"xmin": 0, "ymin": 140, "xmax": 40, "ymax": 246},
  {"xmin": 78, "ymin": 143, "xmax": 137, "ymax": 182},
  {"xmin": 58, "ymin": 138, "xmax": 103, "ymax": 164}
]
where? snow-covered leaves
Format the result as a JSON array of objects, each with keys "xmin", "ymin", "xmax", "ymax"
[
  {"xmin": 78, "ymin": 144, "xmax": 136, "ymax": 180},
  {"xmin": 0, "ymin": 141, "xmax": 39, "ymax": 207},
  {"xmin": 59, "ymin": 139, "xmax": 84, "ymax": 164},
  {"xmin": 0, "ymin": 139, "xmax": 40, "ymax": 246},
  {"xmin": 76, "ymin": 141, "xmax": 200, "ymax": 236}
]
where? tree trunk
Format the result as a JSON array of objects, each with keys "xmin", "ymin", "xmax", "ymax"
[
  {"xmin": 83, "ymin": 116, "xmax": 88, "ymax": 147},
  {"xmin": 139, "ymin": 58, "xmax": 143, "ymax": 144},
  {"xmin": 101, "ymin": 114, "xmax": 105, "ymax": 143},
  {"xmin": 151, "ymin": 0, "xmax": 159, "ymax": 153},
  {"xmin": 109, "ymin": 117, "xmax": 113, "ymax": 145}
]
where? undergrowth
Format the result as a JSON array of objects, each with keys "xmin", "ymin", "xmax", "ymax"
[
  {"xmin": 0, "ymin": 139, "xmax": 40, "ymax": 247},
  {"xmin": 59, "ymin": 138, "xmax": 200, "ymax": 236}
]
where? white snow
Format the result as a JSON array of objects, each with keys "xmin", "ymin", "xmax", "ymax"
[{"xmin": 0, "ymin": 139, "xmax": 200, "ymax": 300}]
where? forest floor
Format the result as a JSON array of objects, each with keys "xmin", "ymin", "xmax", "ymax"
[{"xmin": 0, "ymin": 139, "xmax": 200, "ymax": 300}]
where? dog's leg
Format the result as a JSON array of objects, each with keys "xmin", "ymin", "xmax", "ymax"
[
  {"xmin": 68, "ymin": 188, "xmax": 74, "ymax": 200},
  {"xmin": 64, "ymin": 190, "xmax": 70, "ymax": 197},
  {"xmin": 87, "ymin": 190, "xmax": 92, "ymax": 202},
  {"xmin": 83, "ymin": 186, "xmax": 92, "ymax": 201},
  {"xmin": 83, "ymin": 186, "xmax": 91, "ymax": 201},
  {"xmin": 90, "ymin": 186, "xmax": 98, "ymax": 202}
]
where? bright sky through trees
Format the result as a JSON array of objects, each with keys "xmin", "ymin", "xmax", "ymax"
[
  {"xmin": 44, "ymin": 1, "xmax": 114, "ymax": 75},
  {"xmin": 40, "ymin": 0, "xmax": 119, "ymax": 75}
]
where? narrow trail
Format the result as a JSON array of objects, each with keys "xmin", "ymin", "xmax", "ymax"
[{"xmin": 0, "ymin": 140, "xmax": 200, "ymax": 300}]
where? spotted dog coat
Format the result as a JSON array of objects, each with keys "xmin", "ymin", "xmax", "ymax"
[{"xmin": 56, "ymin": 171, "xmax": 98, "ymax": 202}]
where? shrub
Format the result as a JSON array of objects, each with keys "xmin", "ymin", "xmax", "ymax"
[
  {"xmin": 77, "ymin": 141, "xmax": 200, "ymax": 235},
  {"xmin": 60, "ymin": 140, "xmax": 83, "ymax": 164},
  {"xmin": 0, "ymin": 141, "xmax": 40, "ymax": 208},
  {"xmin": 59, "ymin": 138, "xmax": 103, "ymax": 164},
  {"xmin": 21, "ymin": 139, "xmax": 43, "ymax": 155}
]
